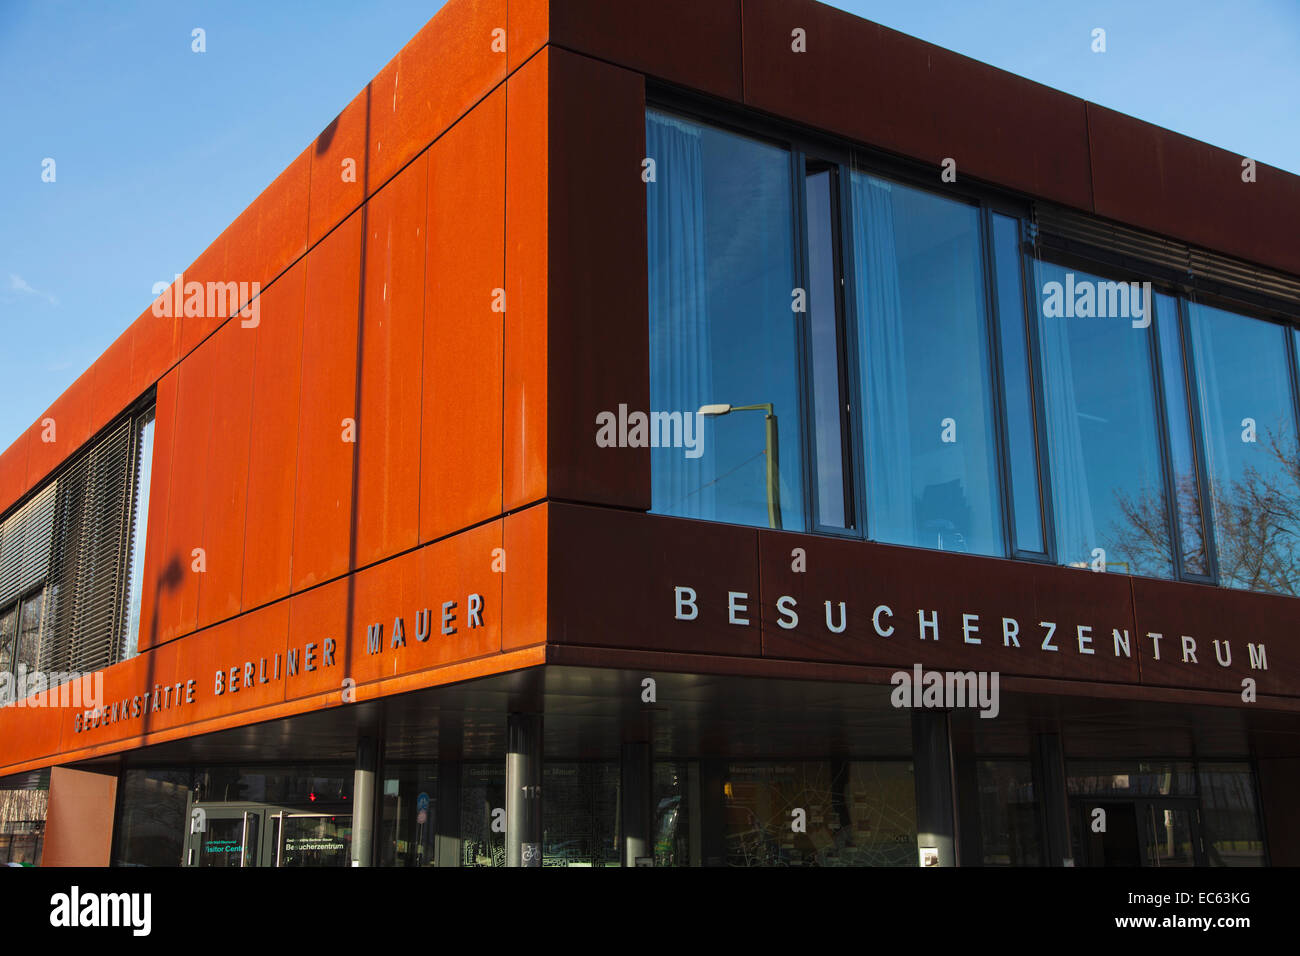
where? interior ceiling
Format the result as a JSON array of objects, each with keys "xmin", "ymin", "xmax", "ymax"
[{"xmin": 77, "ymin": 665, "xmax": 1300, "ymax": 771}]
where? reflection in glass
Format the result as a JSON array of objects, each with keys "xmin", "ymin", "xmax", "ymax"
[
  {"xmin": 648, "ymin": 111, "xmax": 805, "ymax": 530},
  {"xmin": 807, "ymin": 167, "xmax": 851, "ymax": 528},
  {"xmin": 1198, "ymin": 763, "xmax": 1266, "ymax": 866},
  {"xmin": 723, "ymin": 760, "xmax": 916, "ymax": 866},
  {"xmin": 1033, "ymin": 260, "xmax": 1172, "ymax": 577},
  {"xmin": 1188, "ymin": 303, "xmax": 1300, "ymax": 594},
  {"xmin": 850, "ymin": 172, "xmax": 1002, "ymax": 555},
  {"xmin": 461, "ymin": 763, "xmax": 505, "ymax": 867},
  {"xmin": 542, "ymin": 762, "xmax": 620, "ymax": 867},
  {"xmin": 1154, "ymin": 294, "xmax": 1210, "ymax": 576},
  {"xmin": 976, "ymin": 760, "xmax": 1041, "ymax": 865},
  {"xmin": 991, "ymin": 214, "xmax": 1045, "ymax": 553}
]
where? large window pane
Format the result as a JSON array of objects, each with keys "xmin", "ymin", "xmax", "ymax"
[
  {"xmin": 1033, "ymin": 261, "xmax": 1172, "ymax": 577},
  {"xmin": 122, "ymin": 408, "xmax": 155, "ymax": 660},
  {"xmin": 1198, "ymin": 762, "xmax": 1265, "ymax": 866},
  {"xmin": 1187, "ymin": 303, "xmax": 1300, "ymax": 594},
  {"xmin": 850, "ymin": 172, "xmax": 1002, "ymax": 555},
  {"xmin": 806, "ymin": 167, "xmax": 851, "ymax": 529},
  {"xmin": 723, "ymin": 760, "xmax": 917, "ymax": 866},
  {"xmin": 648, "ymin": 112, "xmax": 804, "ymax": 530},
  {"xmin": 991, "ymin": 214, "xmax": 1044, "ymax": 554},
  {"xmin": 976, "ymin": 760, "xmax": 1041, "ymax": 865},
  {"xmin": 1154, "ymin": 293, "xmax": 1210, "ymax": 576}
]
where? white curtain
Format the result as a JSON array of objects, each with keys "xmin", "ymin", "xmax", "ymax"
[
  {"xmin": 1033, "ymin": 259, "xmax": 1096, "ymax": 564},
  {"xmin": 851, "ymin": 174, "xmax": 913, "ymax": 540},
  {"xmin": 647, "ymin": 113, "xmax": 714, "ymax": 518}
]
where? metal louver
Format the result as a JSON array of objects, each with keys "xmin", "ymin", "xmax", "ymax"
[
  {"xmin": 37, "ymin": 417, "xmax": 136, "ymax": 675},
  {"xmin": 1032, "ymin": 203, "xmax": 1300, "ymax": 308},
  {"xmin": 0, "ymin": 484, "xmax": 56, "ymax": 609}
]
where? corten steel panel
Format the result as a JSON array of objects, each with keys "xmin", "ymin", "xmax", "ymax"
[
  {"xmin": 538, "ymin": 0, "xmax": 744, "ymax": 103},
  {"xmin": 291, "ymin": 211, "xmax": 363, "ymax": 593},
  {"xmin": 366, "ymin": 0, "xmax": 508, "ymax": 197},
  {"xmin": 757, "ymin": 531, "xmax": 1140, "ymax": 684},
  {"xmin": 505, "ymin": 0, "xmax": 549, "ymax": 73},
  {"xmin": 413, "ymin": 518, "xmax": 503, "ymax": 669},
  {"xmin": 0, "ymin": 694, "xmax": 64, "ymax": 770},
  {"xmin": 177, "ymin": 226, "xmax": 231, "ymax": 356},
  {"xmin": 356, "ymin": 153, "xmax": 426, "ymax": 566},
  {"xmin": 502, "ymin": 502, "xmax": 547, "ymax": 651},
  {"xmin": 1132, "ymin": 577, "xmax": 1298, "ymax": 696},
  {"xmin": 242, "ymin": 259, "xmax": 306, "ymax": 611},
  {"xmin": 185, "ymin": 147, "xmax": 312, "ymax": 358},
  {"xmin": 1088, "ymin": 103, "xmax": 1300, "ymax": 277},
  {"xmin": 89, "ymin": 325, "xmax": 137, "ymax": 437},
  {"xmin": 741, "ymin": 0, "xmax": 1094, "ymax": 212},
  {"xmin": 504, "ymin": 48, "xmax": 549, "ymax": 509},
  {"xmin": 42, "ymin": 767, "xmax": 117, "ymax": 867},
  {"xmin": 331, "ymin": 548, "xmax": 421, "ymax": 691},
  {"xmin": 0, "ymin": 428, "xmax": 30, "ymax": 518},
  {"xmin": 194, "ymin": 602, "xmax": 290, "ymax": 719},
  {"xmin": 285, "ymin": 575, "xmax": 350, "ymax": 703},
  {"xmin": 309, "ymin": 86, "xmax": 371, "ymax": 249},
  {"xmin": 25, "ymin": 365, "xmax": 95, "ymax": 490},
  {"xmin": 549, "ymin": 504, "xmax": 761, "ymax": 656},
  {"xmin": 547, "ymin": 50, "xmax": 651, "ymax": 508},
  {"xmin": 57, "ymin": 632, "xmax": 182, "ymax": 753},
  {"xmin": 196, "ymin": 317, "xmax": 257, "ymax": 628},
  {"xmin": 137, "ymin": 370, "xmax": 178, "ymax": 653},
  {"xmin": 153, "ymin": 334, "xmax": 220, "ymax": 645},
  {"xmin": 422, "ymin": 90, "xmax": 506, "ymax": 541},
  {"xmin": 130, "ymin": 297, "xmax": 183, "ymax": 398}
]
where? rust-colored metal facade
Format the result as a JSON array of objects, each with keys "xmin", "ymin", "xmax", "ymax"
[{"xmin": 1, "ymin": 0, "xmax": 1297, "ymax": 865}]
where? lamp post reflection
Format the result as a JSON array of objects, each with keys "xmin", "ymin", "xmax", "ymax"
[{"xmin": 698, "ymin": 403, "xmax": 781, "ymax": 529}]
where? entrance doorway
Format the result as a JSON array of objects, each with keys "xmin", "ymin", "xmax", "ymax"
[
  {"xmin": 1071, "ymin": 798, "xmax": 1205, "ymax": 866},
  {"xmin": 183, "ymin": 801, "xmax": 352, "ymax": 867}
]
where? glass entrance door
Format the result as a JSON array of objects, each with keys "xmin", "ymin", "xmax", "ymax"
[
  {"xmin": 186, "ymin": 807, "xmax": 265, "ymax": 867},
  {"xmin": 184, "ymin": 802, "xmax": 351, "ymax": 867}
]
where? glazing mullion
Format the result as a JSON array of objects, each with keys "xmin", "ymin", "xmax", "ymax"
[{"xmin": 1177, "ymin": 295, "xmax": 1221, "ymax": 585}]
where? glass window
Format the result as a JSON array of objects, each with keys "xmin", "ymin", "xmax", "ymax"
[
  {"xmin": 991, "ymin": 214, "xmax": 1045, "ymax": 554},
  {"xmin": 1198, "ymin": 762, "xmax": 1265, "ymax": 866},
  {"xmin": 1187, "ymin": 302, "xmax": 1300, "ymax": 594},
  {"xmin": 1154, "ymin": 293, "xmax": 1210, "ymax": 576},
  {"xmin": 806, "ymin": 166, "xmax": 852, "ymax": 529},
  {"xmin": 723, "ymin": 760, "xmax": 916, "ymax": 866},
  {"xmin": 542, "ymin": 762, "xmax": 620, "ymax": 867},
  {"xmin": 647, "ymin": 111, "xmax": 805, "ymax": 530},
  {"xmin": 976, "ymin": 760, "xmax": 1041, "ymax": 865},
  {"xmin": 0, "ymin": 605, "xmax": 15, "ymax": 704},
  {"xmin": 1033, "ymin": 261, "xmax": 1172, "ymax": 577},
  {"xmin": 849, "ymin": 172, "xmax": 1003, "ymax": 555},
  {"xmin": 122, "ymin": 408, "xmax": 155, "ymax": 660}
]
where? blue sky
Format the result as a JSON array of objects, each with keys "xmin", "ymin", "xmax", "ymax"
[{"xmin": 1, "ymin": 0, "xmax": 1296, "ymax": 452}]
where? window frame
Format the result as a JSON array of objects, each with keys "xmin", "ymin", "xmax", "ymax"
[{"xmin": 645, "ymin": 86, "xmax": 1300, "ymax": 595}]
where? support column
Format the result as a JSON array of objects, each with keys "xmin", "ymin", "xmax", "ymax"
[
  {"xmin": 912, "ymin": 711, "xmax": 957, "ymax": 867},
  {"xmin": 351, "ymin": 735, "xmax": 379, "ymax": 867},
  {"xmin": 506, "ymin": 713, "xmax": 542, "ymax": 867},
  {"xmin": 620, "ymin": 741, "xmax": 652, "ymax": 866},
  {"xmin": 1033, "ymin": 732, "xmax": 1073, "ymax": 866}
]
